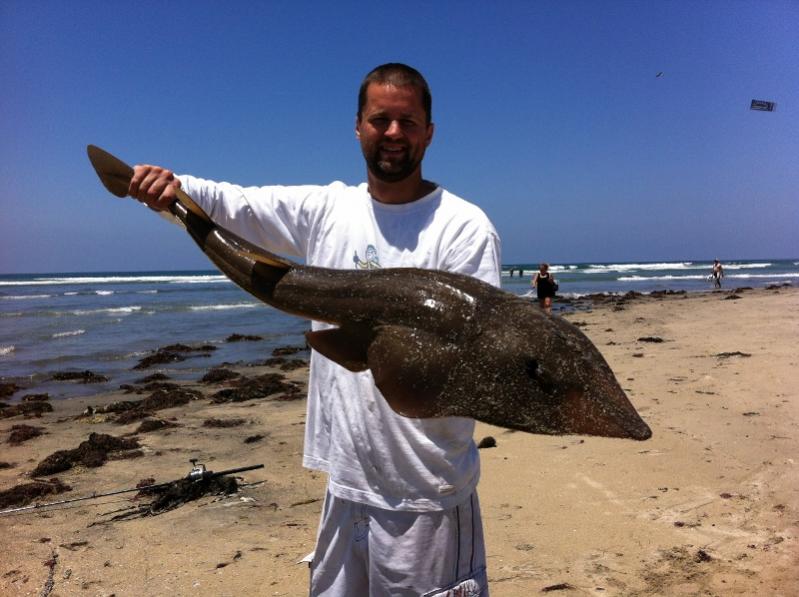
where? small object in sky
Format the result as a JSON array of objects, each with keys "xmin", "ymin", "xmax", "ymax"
[
  {"xmin": 750, "ymin": 99, "xmax": 776, "ymax": 112},
  {"xmin": 656, "ymin": 71, "xmax": 663, "ymax": 78}
]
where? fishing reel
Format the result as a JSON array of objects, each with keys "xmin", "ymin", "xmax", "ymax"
[{"xmin": 187, "ymin": 459, "xmax": 208, "ymax": 481}]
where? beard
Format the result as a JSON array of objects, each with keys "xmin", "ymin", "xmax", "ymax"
[{"xmin": 362, "ymin": 144, "xmax": 423, "ymax": 183}]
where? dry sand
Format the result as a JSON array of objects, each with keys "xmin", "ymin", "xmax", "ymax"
[{"xmin": 1, "ymin": 287, "xmax": 797, "ymax": 596}]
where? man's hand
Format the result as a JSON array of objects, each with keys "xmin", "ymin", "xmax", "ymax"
[{"xmin": 129, "ymin": 165, "xmax": 181, "ymax": 211}]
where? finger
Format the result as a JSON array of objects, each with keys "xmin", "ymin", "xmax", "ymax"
[{"xmin": 129, "ymin": 164, "xmax": 151, "ymax": 199}]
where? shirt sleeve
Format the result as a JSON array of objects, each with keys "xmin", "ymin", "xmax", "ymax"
[
  {"xmin": 177, "ymin": 175, "xmax": 334, "ymax": 259},
  {"xmin": 443, "ymin": 217, "xmax": 502, "ymax": 289}
]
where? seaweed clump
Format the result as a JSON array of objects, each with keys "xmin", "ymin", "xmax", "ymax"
[
  {"xmin": 211, "ymin": 373, "xmax": 297, "ymax": 404},
  {"xmin": 50, "ymin": 370, "xmax": 109, "ymax": 383},
  {"xmin": 0, "ymin": 478, "xmax": 72, "ymax": 509},
  {"xmin": 0, "ymin": 401, "xmax": 53, "ymax": 419},
  {"xmin": 133, "ymin": 343, "xmax": 216, "ymax": 370},
  {"xmin": 134, "ymin": 418, "xmax": 179, "ymax": 434},
  {"xmin": 31, "ymin": 433, "xmax": 140, "ymax": 477},
  {"xmin": 108, "ymin": 476, "xmax": 239, "ymax": 520},
  {"xmin": 203, "ymin": 418, "xmax": 246, "ymax": 428},
  {"xmin": 201, "ymin": 367, "xmax": 241, "ymax": 384},
  {"xmin": 7, "ymin": 424, "xmax": 45, "ymax": 445}
]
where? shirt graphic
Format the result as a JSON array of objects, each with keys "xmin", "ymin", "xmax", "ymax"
[{"xmin": 353, "ymin": 245, "xmax": 381, "ymax": 269}]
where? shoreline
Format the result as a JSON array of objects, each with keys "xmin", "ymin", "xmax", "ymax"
[{"xmin": 1, "ymin": 286, "xmax": 797, "ymax": 595}]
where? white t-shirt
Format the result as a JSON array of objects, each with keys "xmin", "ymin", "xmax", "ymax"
[{"xmin": 178, "ymin": 176, "xmax": 501, "ymax": 511}]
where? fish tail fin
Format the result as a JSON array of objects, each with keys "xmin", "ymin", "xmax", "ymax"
[{"xmin": 87, "ymin": 144, "xmax": 134, "ymax": 198}]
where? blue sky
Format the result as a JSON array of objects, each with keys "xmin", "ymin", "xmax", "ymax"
[{"xmin": 1, "ymin": 1, "xmax": 797, "ymax": 274}]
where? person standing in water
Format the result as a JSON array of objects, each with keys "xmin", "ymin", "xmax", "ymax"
[
  {"xmin": 711, "ymin": 259, "xmax": 724, "ymax": 289},
  {"xmin": 532, "ymin": 262, "xmax": 557, "ymax": 314}
]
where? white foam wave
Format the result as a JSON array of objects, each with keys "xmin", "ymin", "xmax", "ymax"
[
  {"xmin": 0, "ymin": 274, "xmax": 229, "ymax": 287},
  {"xmin": 53, "ymin": 329, "xmax": 86, "ymax": 338},
  {"xmin": 1, "ymin": 294, "xmax": 52, "ymax": 300},
  {"xmin": 137, "ymin": 290, "xmax": 158, "ymax": 294},
  {"xmin": 95, "ymin": 290, "xmax": 115, "ymax": 296},
  {"xmin": 723, "ymin": 262, "xmax": 771, "ymax": 270},
  {"xmin": 619, "ymin": 274, "xmax": 706, "ymax": 281},
  {"xmin": 189, "ymin": 303, "xmax": 259, "ymax": 311},
  {"xmin": 64, "ymin": 291, "xmax": 78, "ymax": 296},
  {"xmin": 0, "ymin": 345, "xmax": 15, "ymax": 356},
  {"xmin": 619, "ymin": 273, "xmax": 799, "ymax": 282},
  {"xmin": 585, "ymin": 262, "xmax": 696, "ymax": 274},
  {"xmin": 72, "ymin": 306, "xmax": 143, "ymax": 315}
]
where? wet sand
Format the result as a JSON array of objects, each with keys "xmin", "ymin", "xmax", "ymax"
[{"xmin": 1, "ymin": 286, "xmax": 797, "ymax": 596}]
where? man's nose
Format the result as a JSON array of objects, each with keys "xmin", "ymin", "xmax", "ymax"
[{"xmin": 385, "ymin": 120, "xmax": 402, "ymax": 137}]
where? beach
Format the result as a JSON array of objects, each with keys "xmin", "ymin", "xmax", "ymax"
[{"xmin": 1, "ymin": 286, "xmax": 797, "ymax": 596}]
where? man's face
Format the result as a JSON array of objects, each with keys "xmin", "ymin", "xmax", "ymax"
[{"xmin": 356, "ymin": 83, "xmax": 434, "ymax": 183}]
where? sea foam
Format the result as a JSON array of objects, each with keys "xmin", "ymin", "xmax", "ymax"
[
  {"xmin": 53, "ymin": 329, "xmax": 86, "ymax": 338},
  {"xmin": 1, "ymin": 294, "xmax": 52, "ymax": 300},
  {"xmin": 189, "ymin": 303, "xmax": 259, "ymax": 311}
]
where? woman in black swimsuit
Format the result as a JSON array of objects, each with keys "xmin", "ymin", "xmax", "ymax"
[{"xmin": 532, "ymin": 262, "xmax": 556, "ymax": 314}]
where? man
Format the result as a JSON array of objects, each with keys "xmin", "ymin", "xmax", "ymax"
[{"xmin": 129, "ymin": 63, "xmax": 500, "ymax": 596}]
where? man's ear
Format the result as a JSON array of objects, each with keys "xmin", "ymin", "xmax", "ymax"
[
  {"xmin": 425, "ymin": 122, "xmax": 435, "ymax": 147},
  {"xmin": 355, "ymin": 116, "xmax": 361, "ymax": 140}
]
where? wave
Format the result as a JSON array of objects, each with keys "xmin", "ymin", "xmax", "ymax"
[
  {"xmin": 189, "ymin": 303, "xmax": 259, "ymax": 311},
  {"xmin": 71, "ymin": 306, "xmax": 144, "ymax": 315},
  {"xmin": 585, "ymin": 262, "xmax": 697, "ymax": 274},
  {"xmin": 0, "ymin": 345, "xmax": 15, "ymax": 357},
  {"xmin": 0, "ymin": 274, "xmax": 229, "ymax": 287},
  {"xmin": 1, "ymin": 294, "xmax": 52, "ymax": 300},
  {"xmin": 95, "ymin": 290, "xmax": 115, "ymax": 296},
  {"xmin": 52, "ymin": 329, "xmax": 86, "ymax": 338},
  {"xmin": 619, "ymin": 273, "xmax": 799, "ymax": 282}
]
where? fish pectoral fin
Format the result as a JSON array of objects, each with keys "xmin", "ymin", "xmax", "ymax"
[
  {"xmin": 175, "ymin": 188, "xmax": 212, "ymax": 223},
  {"xmin": 236, "ymin": 248, "xmax": 294, "ymax": 270},
  {"xmin": 367, "ymin": 325, "xmax": 457, "ymax": 418},
  {"xmin": 305, "ymin": 326, "xmax": 372, "ymax": 372},
  {"xmin": 223, "ymin": 232, "xmax": 295, "ymax": 270}
]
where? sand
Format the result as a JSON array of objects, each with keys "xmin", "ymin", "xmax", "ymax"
[{"xmin": 1, "ymin": 286, "xmax": 797, "ymax": 596}]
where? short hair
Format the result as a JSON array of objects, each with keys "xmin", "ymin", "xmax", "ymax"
[{"xmin": 357, "ymin": 63, "xmax": 432, "ymax": 124}]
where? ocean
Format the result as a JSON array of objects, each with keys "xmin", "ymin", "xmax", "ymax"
[{"xmin": 2, "ymin": 259, "xmax": 796, "ymax": 400}]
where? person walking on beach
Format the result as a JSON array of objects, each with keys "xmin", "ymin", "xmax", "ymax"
[
  {"xmin": 711, "ymin": 259, "xmax": 724, "ymax": 289},
  {"xmin": 127, "ymin": 63, "xmax": 499, "ymax": 596},
  {"xmin": 532, "ymin": 262, "xmax": 557, "ymax": 314}
]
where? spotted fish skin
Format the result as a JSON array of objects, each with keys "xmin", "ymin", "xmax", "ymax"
[{"xmin": 88, "ymin": 145, "xmax": 651, "ymax": 441}]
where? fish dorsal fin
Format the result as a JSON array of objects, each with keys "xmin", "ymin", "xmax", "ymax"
[
  {"xmin": 305, "ymin": 326, "xmax": 372, "ymax": 372},
  {"xmin": 367, "ymin": 325, "xmax": 459, "ymax": 418}
]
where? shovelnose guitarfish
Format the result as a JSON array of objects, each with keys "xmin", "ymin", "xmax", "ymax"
[{"xmin": 87, "ymin": 145, "xmax": 652, "ymax": 441}]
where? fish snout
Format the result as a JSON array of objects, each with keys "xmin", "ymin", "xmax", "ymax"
[{"xmin": 559, "ymin": 386, "xmax": 652, "ymax": 441}]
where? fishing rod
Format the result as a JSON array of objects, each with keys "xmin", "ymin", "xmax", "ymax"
[{"xmin": 0, "ymin": 460, "xmax": 264, "ymax": 516}]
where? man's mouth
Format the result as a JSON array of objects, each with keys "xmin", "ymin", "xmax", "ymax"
[{"xmin": 379, "ymin": 145, "xmax": 406, "ymax": 157}]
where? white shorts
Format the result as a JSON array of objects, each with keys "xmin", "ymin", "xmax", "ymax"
[{"xmin": 309, "ymin": 487, "xmax": 488, "ymax": 596}]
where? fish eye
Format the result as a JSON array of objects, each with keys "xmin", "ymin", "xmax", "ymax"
[{"xmin": 525, "ymin": 358, "xmax": 539, "ymax": 379}]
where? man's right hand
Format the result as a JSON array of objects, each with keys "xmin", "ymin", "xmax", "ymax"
[{"xmin": 129, "ymin": 165, "xmax": 182, "ymax": 211}]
